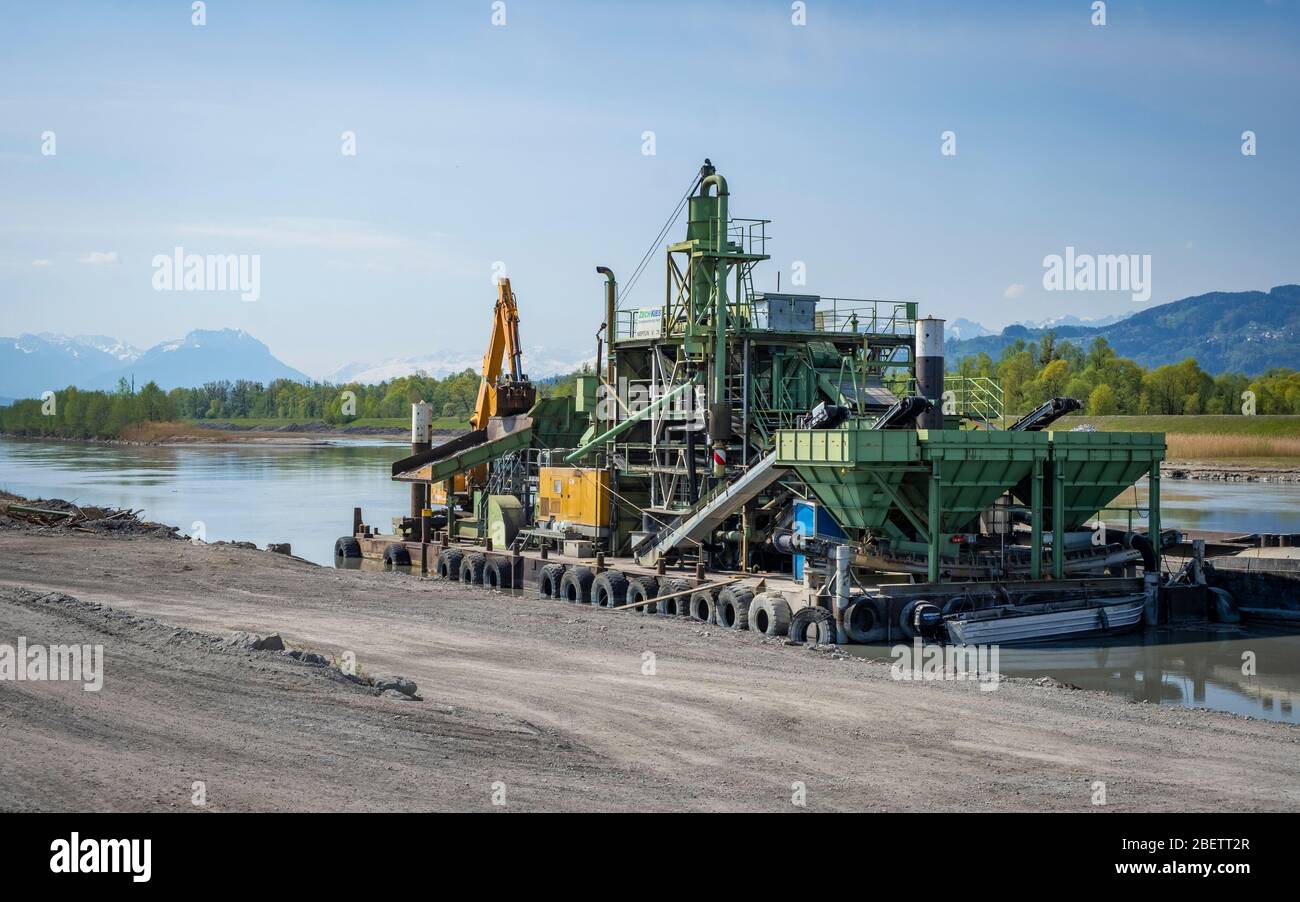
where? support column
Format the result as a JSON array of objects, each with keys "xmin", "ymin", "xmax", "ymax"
[
  {"xmin": 410, "ymin": 402, "xmax": 432, "ymax": 520},
  {"xmin": 834, "ymin": 544, "xmax": 851, "ymax": 645},
  {"xmin": 928, "ymin": 462, "xmax": 942, "ymax": 584},
  {"xmin": 1052, "ymin": 461, "xmax": 1066, "ymax": 580},
  {"xmin": 1149, "ymin": 463, "xmax": 1161, "ymax": 575},
  {"xmin": 1030, "ymin": 458, "xmax": 1043, "ymax": 580}
]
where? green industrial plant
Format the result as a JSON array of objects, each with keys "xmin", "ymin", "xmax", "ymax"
[{"xmin": 344, "ymin": 160, "xmax": 1193, "ymax": 647}]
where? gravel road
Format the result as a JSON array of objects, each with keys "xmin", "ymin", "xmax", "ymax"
[{"xmin": 1, "ymin": 527, "xmax": 1296, "ymax": 812}]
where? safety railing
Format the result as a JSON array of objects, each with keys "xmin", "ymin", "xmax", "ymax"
[
  {"xmin": 891, "ymin": 375, "xmax": 1006, "ymax": 423},
  {"xmin": 812, "ymin": 298, "xmax": 916, "ymax": 336},
  {"xmin": 725, "ymin": 218, "xmax": 770, "ymax": 257}
]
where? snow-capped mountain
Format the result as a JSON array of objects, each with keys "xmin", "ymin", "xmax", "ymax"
[
  {"xmin": 325, "ymin": 346, "xmax": 592, "ymax": 385},
  {"xmin": 35, "ymin": 333, "xmax": 143, "ymax": 363},
  {"xmin": 0, "ymin": 329, "xmax": 307, "ymax": 398},
  {"xmin": 946, "ymin": 318, "xmax": 993, "ymax": 341},
  {"xmin": 1014, "ymin": 312, "xmax": 1132, "ymax": 330},
  {"xmin": 116, "ymin": 329, "xmax": 309, "ymax": 389}
]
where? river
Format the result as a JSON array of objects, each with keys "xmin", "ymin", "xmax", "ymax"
[{"xmin": 3, "ymin": 435, "xmax": 1299, "ymax": 723}]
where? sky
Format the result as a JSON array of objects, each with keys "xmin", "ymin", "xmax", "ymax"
[{"xmin": 1, "ymin": 0, "xmax": 1297, "ymax": 379}]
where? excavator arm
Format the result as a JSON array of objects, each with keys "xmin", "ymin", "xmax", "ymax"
[{"xmin": 471, "ymin": 278, "xmax": 535, "ymax": 430}]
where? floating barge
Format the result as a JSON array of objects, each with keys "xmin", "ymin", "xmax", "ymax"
[{"xmin": 340, "ymin": 160, "xmax": 1234, "ymax": 645}]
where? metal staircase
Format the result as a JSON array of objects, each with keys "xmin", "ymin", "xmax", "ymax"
[{"xmin": 632, "ymin": 451, "xmax": 787, "ymax": 566}]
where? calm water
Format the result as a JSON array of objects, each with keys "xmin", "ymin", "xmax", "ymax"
[
  {"xmin": 3, "ymin": 436, "xmax": 1299, "ymax": 723},
  {"xmin": 0, "ymin": 436, "xmax": 408, "ymax": 566}
]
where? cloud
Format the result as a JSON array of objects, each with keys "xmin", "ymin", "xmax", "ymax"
[
  {"xmin": 1003, "ymin": 283, "xmax": 1026, "ymax": 300},
  {"xmin": 79, "ymin": 251, "xmax": 120, "ymax": 265},
  {"xmin": 173, "ymin": 218, "xmax": 448, "ymax": 253},
  {"xmin": 31, "ymin": 259, "xmax": 51, "ymax": 267}
]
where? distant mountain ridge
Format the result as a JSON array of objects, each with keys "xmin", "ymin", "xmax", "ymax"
[
  {"xmin": 0, "ymin": 328, "xmax": 589, "ymax": 400},
  {"xmin": 0, "ymin": 329, "xmax": 307, "ymax": 398},
  {"xmin": 325, "ymin": 346, "xmax": 592, "ymax": 385},
  {"xmin": 946, "ymin": 285, "xmax": 1300, "ymax": 375}
]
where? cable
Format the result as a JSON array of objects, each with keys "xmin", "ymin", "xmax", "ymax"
[{"xmin": 621, "ymin": 170, "xmax": 702, "ymax": 307}]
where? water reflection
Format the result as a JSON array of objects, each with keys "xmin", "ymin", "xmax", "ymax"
[{"xmin": 848, "ymin": 625, "xmax": 1300, "ymax": 723}]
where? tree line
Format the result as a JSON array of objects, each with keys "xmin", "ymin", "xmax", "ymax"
[
  {"xmin": 952, "ymin": 335, "xmax": 1300, "ymax": 416},
  {"xmin": 2, "ymin": 337, "xmax": 1298, "ymax": 441},
  {"xmin": 0, "ymin": 370, "xmax": 503, "ymax": 440}
]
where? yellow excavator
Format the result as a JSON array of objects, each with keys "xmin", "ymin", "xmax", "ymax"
[
  {"xmin": 471, "ymin": 277, "xmax": 535, "ymax": 428},
  {"xmin": 430, "ymin": 278, "xmax": 536, "ymax": 505}
]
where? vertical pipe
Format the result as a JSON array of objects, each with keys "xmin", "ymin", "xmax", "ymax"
[
  {"xmin": 915, "ymin": 317, "xmax": 946, "ymax": 430},
  {"xmin": 352, "ymin": 507, "xmax": 362, "ymax": 538},
  {"xmin": 597, "ymin": 267, "xmax": 617, "ymax": 435}
]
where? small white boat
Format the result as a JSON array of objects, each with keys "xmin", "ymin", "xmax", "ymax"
[{"xmin": 944, "ymin": 595, "xmax": 1145, "ymax": 645}]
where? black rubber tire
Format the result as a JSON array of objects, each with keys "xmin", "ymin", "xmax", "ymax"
[
  {"xmin": 689, "ymin": 589, "xmax": 717, "ymax": 624},
  {"xmin": 749, "ymin": 593, "xmax": 792, "ymax": 637},
  {"xmin": 382, "ymin": 543, "xmax": 411, "ymax": 567},
  {"xmin": 484, "ymin": 558, "xmax": 513, "ymax": 590},
  {"xmin": 537, "ymin": 564, "xmax": 566, "ymax": 599},
  {"xmin": 789, "ymin": 606, "xmax": 838, "ymax": 645},
  {"xmin": 559, "ymin": 567, "xmax": 594, "ymax": 604},
  {"xmin": 898, "ymin": 599, "xmax": 924, "ymax": 639},
  {"xmin": 334, "ymin": 537, "xmax": 361, "ymax": 559},
  {"xmin": 437, "ymin": 549, "xmax": 464, "ymax": 580},
  {"xmin": 659, "ymin": 578, "xmax": 693, "ymax": 616},
  {"xmin": 459, "ymin": 553, "xmax": 486, "ymax": 585},
  {"xmin": 843, "ymin": 598, "xmax": 887, "ymax": 643},
  {"xmin": 591, "ymin": 571, "xmax": 629, "ymax": 609},
  {"xmin": 715, "ymin": 587, "xmax": 754, "ymax": 630},
  {"xmin": 626, "ymin": 577, "xmax": 660, "ymax": 614}
]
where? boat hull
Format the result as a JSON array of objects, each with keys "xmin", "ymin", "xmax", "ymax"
[{"xmin": 945, "ymin": 597, "xmax": 1145, "ymax": 645}]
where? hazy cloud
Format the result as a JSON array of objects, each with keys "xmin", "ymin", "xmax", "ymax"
[
  {"xmin": 79, "ymin": 251, "xmax": 120, "ymax": 265},
  {"xmin": 1003, "ymin": 283, "xmax": 1026, "ymax": 300}
]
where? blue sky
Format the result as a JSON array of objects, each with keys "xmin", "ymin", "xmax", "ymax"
[{"xmin": 1, "ymin": 0, "xmax": 1297, "ymax": 378}]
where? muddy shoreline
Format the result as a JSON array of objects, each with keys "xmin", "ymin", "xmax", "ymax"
[{"xmin": 1, "ymin": 508, "xmax": 1296, "ymax": 812}]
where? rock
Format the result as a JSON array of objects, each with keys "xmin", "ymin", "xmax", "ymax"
[
  {"xmin": 225, "ymin": 631, "xmax": 261, "ymax": 651},
  {"xmin": 225, "ymin": 631, "xmax": 284, "ymax": 652},
  {"xmin": 381, "ymin": 689, "xmax": 417, "ymax": 701},
  {"xmin": 299, "ymin": 652, "xmax": 328, "ymax": 666},
  {"xmin": 266, "ymin": 543, "xmax": 292, "ymax": 555},
  {"xmin": 372, "ymin": 674, "xmax": 419, "ymax": 698}
]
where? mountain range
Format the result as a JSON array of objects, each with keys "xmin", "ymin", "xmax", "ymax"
[
  {"xmin": 324, "ymin": 347, "xmax": 592, "ymax": 385},
  {"xmin": 0, "ymin": 330, "xmax": 308, "ymax": 399},
  {"xmin": 946, "ymin": 285, "xmax": 1300, "ymax": 374},
  {"xmin": 3, "ymin": 285, "xmax": 1295, "ymax": 401},
  {"xmin": 0, "ymin": 329, "xmax": 591, "ymax": 401},
  {"xmin": 946, "ymin": 312, "xmax": 1132, "ymax": 341}
]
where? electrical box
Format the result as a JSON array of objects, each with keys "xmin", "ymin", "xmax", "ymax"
[
  {"xmin": 537, "ymin": 466, "xmax": 612, "ymax": 531},
  {"xmin": 753, "ymin": 294, "xmax": 817, "ymax": 332},
  {"xmin": 574, "ymin": 374, "xmax": 599, "ymax": 415}
]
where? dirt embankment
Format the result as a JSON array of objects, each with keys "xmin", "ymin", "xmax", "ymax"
[
  {"xmin": 2, "ymin": 521, "xmax": 1298, "ymax": 812},
  {"xmin": 1166, "ymin": 463, "xmax": 1300, "ymax": 484}
]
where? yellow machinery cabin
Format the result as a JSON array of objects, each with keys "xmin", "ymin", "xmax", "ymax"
[{"xmin": 536, "ymin": 466, "xmax": 612, "ymax": 535}]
